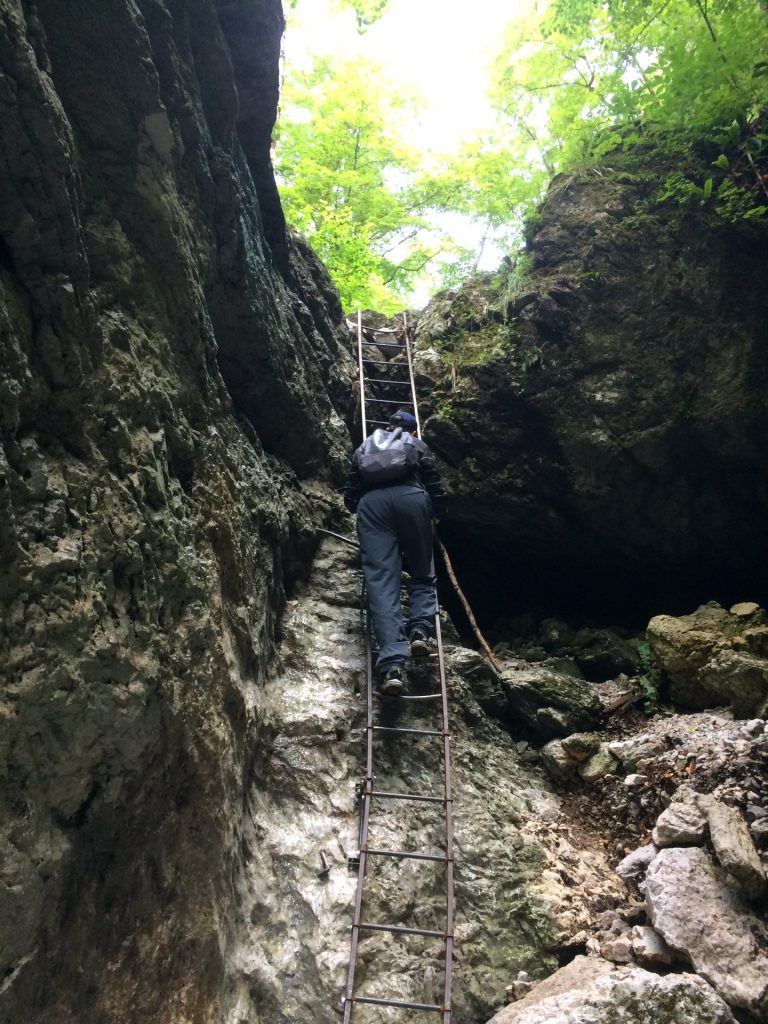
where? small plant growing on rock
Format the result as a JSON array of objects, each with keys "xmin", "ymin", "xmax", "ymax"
[{"xmin": 637, "ymin": 640, "xmax": 660, "ymax": 715}]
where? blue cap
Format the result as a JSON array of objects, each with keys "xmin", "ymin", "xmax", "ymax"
[{"xmin": 389, "ymin": 410, "xmax": 417, "ymax": 432}]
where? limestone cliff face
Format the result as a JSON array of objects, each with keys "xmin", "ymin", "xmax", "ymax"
[
  {"xmin": 213, "ymin": 538, "xmax": 624, "ymax": 1024},
  {"xmin": 0, "ymin": 1, "xmax": 354, "ymax": 1019},
  {"xmin": 413, "ymin": 158, "xmax": 768, "ymax": 623}
]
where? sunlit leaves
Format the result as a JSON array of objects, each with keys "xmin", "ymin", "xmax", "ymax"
[
  {"xmin": 331, "ymin": 0, "xmax": 390, "ymax": 32},
  {"xmin": 275, "ymin": 58, "xmax": 437, "ymax": 311},
  {"xmin": 491, "ymin": 0, "xmax": 768, "ymax": 184}
]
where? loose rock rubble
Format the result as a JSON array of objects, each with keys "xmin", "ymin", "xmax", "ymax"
[
  {"xmin": 486, "ymin": 601, "xmax": 768, "ymax": 1023},
  {"xmin": 487, "ymin": 955, "xmax": 738, "ymax": 1024}
]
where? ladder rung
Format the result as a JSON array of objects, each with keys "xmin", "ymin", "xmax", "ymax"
[
  {"xmin": 363, "ymin": 378, "xmax": 412, "ymax": 386},
  {"xmin": 366, "ymin": 419, "xmax": 393, "ymax": 427},
  {"xmin": 399, "ymin": 692, "xmax": 443, "ymax": 701},
  {"xmin": 370, "ymin": 790, "xmax": 446, "ymax": 804},
  {"xmin": 361, "ymin": 359, "xmax": 399, "ymax": 366},
  {"xmin": 349, "ymin": 995, "xmax": 443, "ymax": 1012},
  {"xmin": 365, "ymin": 848, "xmax": 449, "ymax": 863},
  {"xmin": 368, "ymin": 340, "xmax": 404, "ymax": 349},
  {"xmin": 365, "ymin": 397, "xmax": 414, "ymax": 406},
  {"xmin": 372, "ymin": 725, "xmax": 444, "ymax": 737},
  {"xmin": 357, "ymin": 921, "xmax": 448, "ymax": 939}
]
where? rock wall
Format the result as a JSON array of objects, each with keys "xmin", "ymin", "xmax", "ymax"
[
  {"xmin": 218, "ymin": 537, "xmax": 625, "ymax": 1023},
  {"xmin": 413, "ymin": 152, "xmax": 768, "ymax": 624},
  {"xmin": 0, "ymin": 1, "xmax": 354, "ymax": 1019}
]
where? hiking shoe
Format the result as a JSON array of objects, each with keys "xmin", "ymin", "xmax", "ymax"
[
  {"xmin": 408, "ymin": 629, "xmax": 432, "ymax": 659},
  {"xmin": 379, "ymin": 667, "xmax": 406, "ymax": 696}
]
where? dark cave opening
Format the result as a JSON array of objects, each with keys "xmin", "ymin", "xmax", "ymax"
[
  {"xmin": 0, "ymin": 234, "xmax": 16, "ymax": 274},
  {"xmin": 436, "ymin": 522, "xmax": 768, "ymax": 647}
]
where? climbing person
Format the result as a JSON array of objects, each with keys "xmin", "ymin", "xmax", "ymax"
[{"xmin": 344, "ymin": 410, "xmax": 448, "ymax": 695}]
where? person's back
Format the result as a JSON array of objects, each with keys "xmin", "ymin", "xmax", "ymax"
[
  {"xmin": 345, "ymin": 417, "xmax": 447, "ymax": 517},
  {"xmin": 344, "ymin": 411, "xmax": 447, "ymax": 695}
]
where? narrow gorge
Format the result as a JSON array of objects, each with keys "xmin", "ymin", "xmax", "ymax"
[{"xmin": 1, "ymin": 2, "xmax": 766, "ymax": 1024}]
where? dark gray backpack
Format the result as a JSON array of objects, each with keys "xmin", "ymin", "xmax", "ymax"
[{"xmin": 356, "ymin": 427, "xmax": 419, "ymax": 484}]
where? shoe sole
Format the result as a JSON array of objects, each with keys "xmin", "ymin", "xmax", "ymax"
[
  {"xmin": 380, "ymin": 679, "xmax": 405, "ymax": 696},
  {"xmin": 409, "ymin": 639, "xmax": 430, "ymax": 659}
]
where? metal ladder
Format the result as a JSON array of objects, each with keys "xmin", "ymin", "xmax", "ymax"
[{"xmin": 341, "ymin": 313, "xmax": 455, "ymax": 1022}]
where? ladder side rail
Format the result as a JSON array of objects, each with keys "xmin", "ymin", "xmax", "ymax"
[
  {"xmin": 342, "ymin": 606, "xmax": 375, "ymax": 1024},
  {"xmin": 357, "ymin": 309, "xmax": 368, "ymax": 442},
  {"xmin": 435, "ymin": 613, "xmax": 455, "ymax": 1023},
  {"xmin": 403, "ymin": 312, "xmax": 422, "ymax": 437}
]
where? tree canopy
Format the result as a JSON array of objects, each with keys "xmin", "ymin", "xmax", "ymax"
[
  {"xmin": 276, "ymin": 0, "xmax": 768, "ymax": 311},
  {"xmin": 275, "ymin": 58, "xmax": 446, "ymax": 312}
]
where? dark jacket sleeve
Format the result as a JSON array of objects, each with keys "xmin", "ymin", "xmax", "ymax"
[
  {"xmin": 343, "ymin": 450, "xmax": 363, "ymax": 512},
  {"xmin": 417, "ymin": 441, "xmax": 448, "ymax": 517}
]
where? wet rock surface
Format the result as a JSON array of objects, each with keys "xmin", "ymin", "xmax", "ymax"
[{"xmin": 224, "ymin": 538, "xmax": 627, "ymax": 1023}]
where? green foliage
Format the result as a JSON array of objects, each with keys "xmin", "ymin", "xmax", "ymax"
[
  {"xmin": 499, "ymin": 252, "xmax": 535, "ymax": 304},
  {"xmin": 277, "ymin": 0, "xmax": 768, "ymax": 309},
  {"xmin": 637, "ymin": 641, "xmax": 659, "ymax": 716},
  {"xmin": 275, "ymin": 57, "xmax": 439, "ymax": 312},
  {"xmin": 490, "ymin": 0, "xmax": 768, "ymax": 208},
  {"xmin": 653, "ymin": 119, "xmax": 768, "ymax": 221},
  {"xmin": 332, "ymin": 0, "xmax": 390, "ymax": 31}
]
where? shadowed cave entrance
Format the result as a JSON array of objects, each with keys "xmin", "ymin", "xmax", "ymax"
[{"xmin": 436, "ymin": 521, "xmax": 768, "ymax": 645}]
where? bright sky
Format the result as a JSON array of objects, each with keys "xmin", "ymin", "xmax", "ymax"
[{"xmin": 282, "ymin": 0, "xmax": 528, "ymax": 152}]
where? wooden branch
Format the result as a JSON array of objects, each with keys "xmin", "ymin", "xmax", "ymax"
[{"xmin": 436, "ymin": 537, "xmax": 502, "ymax": 673}]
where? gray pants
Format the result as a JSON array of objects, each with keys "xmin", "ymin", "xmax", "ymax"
[{"xmin": 356, "ymin": 484, "xmax": 437, "ymax": 673}]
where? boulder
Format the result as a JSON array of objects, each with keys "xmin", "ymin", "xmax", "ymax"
[
  {"xmin": 645, "ymin": 847, "xmax": 768, "ymax": 1015},
  {"xmin": 631, "ymin": 925, "xmax": 677, "ymax": 966},
  {"xmin": 497, "ymin": 664, "xmax": 601, "ymax": 740},
  {"xmin": 600, "ymin": 934, "xmax": 633, "ymax": 963},
  {"xmin": 572, "ymin": 628, "xmax": 640, "ymax": 681},
  {"xmin": 706, "ymin": 800, "xmax": 767, "ymax": 900},
  {"xmin": 730, "ymin": 602, "xmax": 763, "ymax": 619},
  {"xmin": 486, "ymin": 956, "xmax": 737, "ymax": 1024},
  {"xmin": 647, "ymin": 603, "xmax": 768, "ymax": 717},
  {"xmin": 652, "ymin": 801, "xmax": 708, "ymax": 847},
  {"xmin": 615, "ymin": 844, "xmax": 658, "ymax": 881},
  {"xmin": 560, "ymin": 732, "xmax": 601, "ymax": 760},
  {"xmin": 607, "ymin": 735, "xmax": 665, "ymax": 771},
  {"xmin": 699, "ymin": 650, "xmax": 768, "ymax": 719},
  {"xmin": 541, "ymin": 739, "xmax": 580, "ymax": 780},
  {"xmin": 579, "ymin": 744, "xmax": 618, "ymax": 782}
]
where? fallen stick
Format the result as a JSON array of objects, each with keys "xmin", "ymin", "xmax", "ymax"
[{"xmin": 436, "ymin": 536, "xmax": 502, "ymax": 673}]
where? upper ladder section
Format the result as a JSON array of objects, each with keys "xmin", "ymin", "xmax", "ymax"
[{"xmin": 353, "ymin": 310, "xmax": 421, "ymax": 437}]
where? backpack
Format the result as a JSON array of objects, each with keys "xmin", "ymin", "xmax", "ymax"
[{"xmin": 356, "ymin": 427, "xmax": 419, "ymax": 484}]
